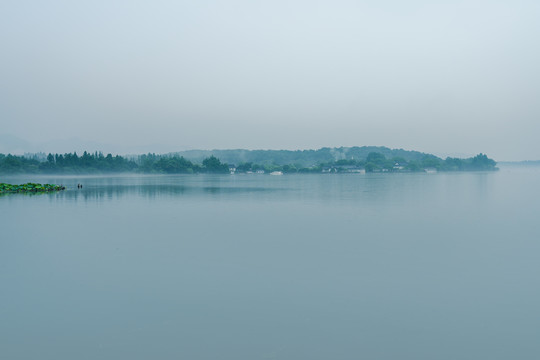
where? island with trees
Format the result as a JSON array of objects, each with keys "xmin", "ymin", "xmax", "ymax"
[{"xmin": 0, "ymin": 147, "xmax": 498, "ymax": 175}]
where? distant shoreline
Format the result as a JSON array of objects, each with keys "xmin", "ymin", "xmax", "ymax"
[{"xmin": 1, "ymin": 146, "xmax": 498, "ymax": 175}]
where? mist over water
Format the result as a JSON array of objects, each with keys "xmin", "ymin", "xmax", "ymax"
[{"xmin": 1, "ymin": 166, "xmax": 540, "ymax": 359}]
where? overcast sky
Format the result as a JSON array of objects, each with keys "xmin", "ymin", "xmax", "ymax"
[{"xmin": 1, "ymin": 0, "xmax": 539, "ymax": 160}]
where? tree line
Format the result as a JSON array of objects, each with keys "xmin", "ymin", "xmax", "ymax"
[
  {"xmin": 0, "ymin": 152, "xmax": 229, "ymax": 174},
  {"xmin": 166, "ymin": 146, "xmax": 435, "ymax": 167},
  {"xmin": 231, "ymin": 153, "xmax": 497, "ymax": 173},
  {"xmin": 0, "ymin": 151, "xmax": 497, "ymax": 174}
]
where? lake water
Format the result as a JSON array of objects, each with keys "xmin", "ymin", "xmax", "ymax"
[{"xmin": 2, "ymin": 166, "xmax": 540, "ymax": 359}]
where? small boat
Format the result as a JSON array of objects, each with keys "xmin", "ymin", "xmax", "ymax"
[{"xmin": 270, "ymin": 171, "xmax": 283, "ymax": 175}]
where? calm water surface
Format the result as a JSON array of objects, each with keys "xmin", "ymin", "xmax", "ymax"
[{"xmin": 2, "ymin": 167, "xmax": 540, "ymax": 359}]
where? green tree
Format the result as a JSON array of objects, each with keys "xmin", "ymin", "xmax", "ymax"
[
  {"xmin": 202, "ymin": 156, "xmax": 229, "ymax": 173},
  {"xmin": 366, "ymin": 152, "xmax": 386, "ymax": 164}
]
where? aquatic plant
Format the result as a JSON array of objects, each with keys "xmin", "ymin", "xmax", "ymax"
[{"xmin": 0, "ymin": 183, "xmax": 66, "ymax": 194}]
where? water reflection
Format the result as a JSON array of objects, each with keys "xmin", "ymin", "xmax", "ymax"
[
  {"xmin": 56, "ymin": 184, "xmax": 280, "ymax": 201},
  {"xmin": 1, "ymin": 172, "xmax": 500, "ymax": 206},
  {"xmin": 2, "ymin": 169, "xmax": 538, "ymax": 360}
]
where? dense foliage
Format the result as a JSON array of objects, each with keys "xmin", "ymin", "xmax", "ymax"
[
  {"xmin": 0, "ymin": 150, "xmax": 497, "ymax": 174},
  {"xmin": 0, "ymin": 152, "xmax": 231, "ymax": 174},
  {"xmin": 230, "ymin": 153, "xmax": 497, "ymax": 173},
  {"xmin": 0, "ymin": 152, "xmax": 137, "ymax": 173},
  {"xmin": 0, "ymin": 183, "xmax": 65, "ymax": 193},
  {"xmin": 167, "ymin": 146, "xmax": 442, "ymax": 166}
]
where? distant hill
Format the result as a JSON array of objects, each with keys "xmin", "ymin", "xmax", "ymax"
[{"xmin": 169, "ymin": 146, "xmax": 436, "ymax": 166}]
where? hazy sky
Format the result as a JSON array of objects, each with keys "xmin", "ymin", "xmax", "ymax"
[{"xmin": 1, "ymin": 0, "xmax": 539, "ymax": 160}]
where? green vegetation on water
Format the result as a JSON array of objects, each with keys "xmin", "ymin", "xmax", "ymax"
[
  {"xmin": 0, "ymin": 147, "xmax": 498, "ymax": 174},
  {"xmin": 0, "ymin": 183, "xmax": 65, "ymax": 194}
]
